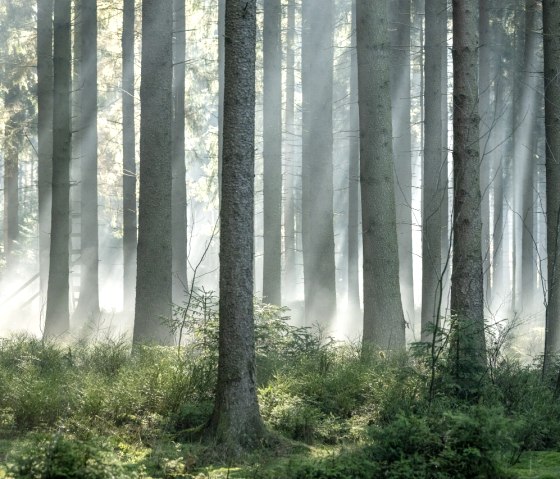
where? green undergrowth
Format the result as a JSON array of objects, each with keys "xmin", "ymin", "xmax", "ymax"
[{"xmin": 1, "ymin": 298, "xmax": 560, "ymax": 478}]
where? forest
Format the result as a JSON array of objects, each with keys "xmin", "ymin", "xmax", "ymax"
[{"xmin": 0, "ymin": 0, "xmax": 560, "ymax": 477}]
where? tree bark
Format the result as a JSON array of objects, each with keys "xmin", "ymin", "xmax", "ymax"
[
  {"xmin": 172, "ymin": 0, "xmax": 188, "ymax": 304},
  {"xmin": 262, "ymin": 0, "xmax": 282, "ymax": 306},
  {"xmin": 421, "ymin": 0, "xmax": 447, "ymax": 341},
  {"xmin": 37, "ymin": 0, "xmax": 53, "ymax": 303},
  {"xmin": 348, "ymin": 0, "xmax": 361, "ymax": 318},
  {"xmin": 74, "ymin": 0, "xmax": 101, "ymax": 326},
  {"xmin": 450, "ymin": 0, "xmax": 486, "ymax": 392},
  {"xmin": 122, "ymin": 0, "xmax": 136, "ymax": 315},
  {"xmin": 44, "ymin": 0, "xmax": 72, "ymax": 337},
  {"xmin": 207, "ymin": 0, "xmax": 265, "ymax": 451},
  {"xmin": 283, "ymin": 0, "xmax": 297, "ymax": 302},
  {"xmin": 543, "ymin": 0, "xmax": 560, "ymax": 373},
  {"xmin": 133, "ymin": 0, "xmax": 173, "ymax": 344},
  {"xmin": 301, "ymin": 0, "xmax": 337, "ymax": 328},
  {"xmin": 390, "ymin": 0, "xmax": 414, "ymax": 327},
  {"xmin": 356, "ymin": 0, "xmax": 405, "ymax": 350},
  {"xmin": 3, "ymin": 115, "xmax": 20, "ymax": 267}
]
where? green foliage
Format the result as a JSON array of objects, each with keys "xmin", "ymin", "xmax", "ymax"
[{"xmin": 6, "ymin": 434, "xmax": 140, "ymax": 479}]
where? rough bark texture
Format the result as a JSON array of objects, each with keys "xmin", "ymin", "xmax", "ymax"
[
  {"xmin": 44, "ymin": 0, "xmax": 72, "ymax": 337},
  {"xmin": 207, "ymin": 0, "xmax": 266, "ymax": 451},
  {"xmin": 479, "ymin": 0, "xmax": 491, "ymax": 298},
  {"xmin": 421, "ymin": 0, "xmax": 447, "ymax": 341},
  {"xmin": 172, "ymin": 0, "xmax": 188, "ymax": 305},
  {"xmin": 450, "ymin": 0, "xmax": 486, "ymax": 391},
  {"xmin": 122, "ymin": 0, "xmax": 136, "ymax": 314},
  {"xmin": 301, "ymin": 0, "xmax": 337, "ymax": 328},
  {"xmin": 348, "ymin": 0, "xmax": 361, "ymax": 318},
  {"xmin": 37, "ymin": 0, "xmax": 54, "ymax": 302},
  {"xmin": 262, "ymin": 0, "xmax": 282, "ymax": 306},
  {"xmin": 356, "ymin": 0, "xmax": 405, "ymax": 350},
  {"xmin": 390, "ymin": 0, "xmax": 414, "ymax": 326},
  {"xmin": 283, "ymin": 0, "xmax": 297, "ymax": 300},
  {"xmin": 74, "ymin": 0, "xmax": 101, "ymax": 326},
  {"xmin": 133, "ymin": 0, "xmax": 173, "ymax": 345},
  {"xmin": 543, "ymin": 0, "xmax": 560, "ymax": 371}
]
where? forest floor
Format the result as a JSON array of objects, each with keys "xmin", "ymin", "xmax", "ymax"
[{"xmin": 0, "ymin": 302, "xmax": 559, "ymax": 478}]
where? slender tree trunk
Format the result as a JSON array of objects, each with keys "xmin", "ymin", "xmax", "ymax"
[
  {"xmin": 283, "ymin": 0, "xmax": 297, "ymax": 301},
  {"xmin": 133, "ymin": 0, "xmax": 173, "ymax": 344},
  {"xmin": 172, "ymin": 0, "xmax": 188, "ymax": 304},
  {"xmin": 74, "ymin": 0, "xmax": 100, "ymax": 326},
  {"xmin": 421, "ymin": 0, "xmax": 447, "ymax": 341},
  {"xmin": 262, "ymin": 0, "xmax": 282, "ymax": 306},
  {"xmin": 207, "ymin": 0, "xmax": 265, "ymax": 451},
  {"xmin": 543, "ymin": 0, "xmax": 560, "ymax": 374},
  {"xmin": 3, "ymin": 116, "xmax": 20, "ymax": 267},
  {"xmin": 356, "ymin": 0, "xmax": 405, "ymax": 350},
  {"xmin": 518, "ymin": 0, "xmax": 540, "ymax": 313},
  {"xmin": 122, "ymin": 0, "xmax": 136, "ymax": 314},
  {"xmin": 450, "ymin": 0, "xmax": 486, "ymax": 393},
  {"xmin": 301, "ymin": 0, "xmax": 337, "ymax": 327},
  {"xmin": 37, "ymin": 0, "xmax": 54, "ymax": 303},
  {"xmin": 390, "ymin": 0, "xmax": 414, "ymax": 327},
  {"xmin": 44, "ymin": 0, "xmax": 72, "ymax": 337},
  {"xmin": 348, "ymin": 0, "xmax": 361, "ymax": 318}
]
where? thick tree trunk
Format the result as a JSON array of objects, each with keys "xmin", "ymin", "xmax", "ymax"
[
  {"xmin": 74, "ymin": 0, "xmax": 101, "ymax": 326},
  {"xmin": 450, "ymin": 0, "xmax": 486, "ymax": 393},
  {"xmin": 122, "ymin": 0, "xmax": 136, "ymax": 314},
  {"xmin": 37, "ymin": 0, "xmax": 53, "ymax": 302},
  {"xmin": 44, "ymin": 0, "xmax": 72, "ymax": 337},
  {"xmin": 301, "ymin": 0, "xmax": 337, "ymax": 328},
  {"xmin": 356, "ymin": 0, "xmax": 405, "ymax": 350},
  {"xmin": 172, "ymin": 0, "xmax": 188, "ymax": 304},
  {"xmin": 479, "ymin": 0, "xmax": 491, "ymax": 298},
  {"xmin": 421, "ymin": 0, "xmax": 447, "ymax": 341},
  {"xmin": 390, "ymin": 0, "xmax": 414, "ymax": 327},
  {"xmin": 262, "ymin": 0, "xmax": 282, "ymax": 306},
  {"xmin": 543, "ymin": 0, "xmax": 560, "ymax": 373},
  {"xmin": 207, "ymin": 0, "xmax": 265, "ymax": 451},
  {"xmin": 133, "ymin": 0, "xmax": 173, "ymax": 344}
]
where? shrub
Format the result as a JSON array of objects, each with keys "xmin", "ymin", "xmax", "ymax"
[{"xmin": 6, "ymin": 433, "xmax": 140, "ymax": 479}]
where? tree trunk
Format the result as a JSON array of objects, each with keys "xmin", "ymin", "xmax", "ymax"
[
  {"xmin": 37, "ymin": 0, "xmax": 53, "ymax": 303},
  {"xmin": 518, "ymin": 0, "xmax": 540, "ymax": 314},
  {"xmin": 172, "ymin": 0, "xmax": 188, "ymax": 304},
  {"xmin": 450, "ymin": 0, "xmax": 486, "ymax": 393},
  {"xmin": 122, "ymin": 0, "xmax": 136, "ymax": 315},
  {"xmin": 421, "ymin": 0, "xmax": 447, "ymax": 341},
  {"xmin": 390, "ymin": 0, "xmax": 414, "ymax": 327},
  {"xmin": 356, "ymin": 0, "xmax": 405, "ymax": 350},
  {"xmin": 74, "ymin": 0, "xmax": 101, "ymax": 326},
  {"xmin": 283, "ymin": 0, "xmax": 297, "ymax": 302},
  {"xmin": 479, "ymin": 0, "xmax": 491, "ymax": 299},
  {"xmin": 44, "ymin": 0, "xmax": 72, "ymax": 337},
  {"xmin": 3, "ymin": 115, "xmax": 20, "ymax": 267},
  {"xmin": 207, "ymin": 0, "xmax": 265, "ymax": 452},
  {"xmin": 133, "ymin": 0, "xmax": 173, "ymax": 344},
  {"xmin": 348, "ymin": 0, "xmax": 361, "ymax": 318},
  {"xmin": 262, "ymin": 0, "xmax": 282, "ymax": 306},
  {"xmin": 301, "ymin": 0, "xmax": 337, "ymax": 328},
  {"xmin": 543, "ymin": 0, "xmax": 560, "ymax": 374}
]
